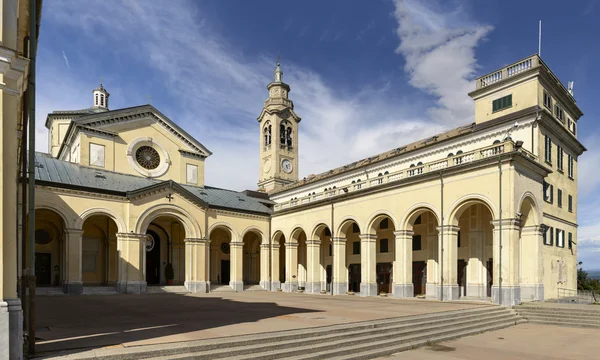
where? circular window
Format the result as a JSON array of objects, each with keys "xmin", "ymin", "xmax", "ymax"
[
  {"xmin": 136, "ymin": 146, "xmax": 160, "ymax": 170},
  {"xmin": 35, "ymin": 230, "xmax": 52, "ymax": 245},
  {"xmin": 220, "ymin": 242, "xmax": 230, "ymax": 254}
]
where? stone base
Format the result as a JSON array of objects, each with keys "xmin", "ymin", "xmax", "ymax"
[
  {"xmin": 116, "ymin": 281, "xmax": 147, "ymax": 294},
  {"xmin": 283, "ymin": 282, "xmax": 298, "ymax": 293},
  {"xmin": 332, "ymin": 282, "xmax": 347, "ymax": 295},
  {"xmin": 305, "ymin": 282, "xmax": 321, "ymax": 294},
  {"xmin": 466, "ymin": 284, "xmax": 487, "ymax": 298},
  {"xmin": 439, "ymin": 284, "xmax": 459, "ymax": 301},
  {"xmin": 259, "ymin": 280, "xmax": 271, "ymax": 291},
  {"xmin": 270, "ymin": 281, "xmax": 281, "ymax": 291},
  {"xmin": 1, "ymin": 299, "xmax": 23, "ymax": 360},
  {"xmin": 360, "ymin": 282, "xmax": 377, "ymax": 297},
  {"xmin": 185, "ymin": 281, "xmax": 209, "ymax": 293},
  {"xmin": 392, "ymin": 283, "xmax": 414, "ymax": 298},
  {"xmin": 492, "ymin": 286, "xmax": 521, "ymax": 306},
  {"xmin": 425, "ymin": 283, "xmax": 438, "ymax": 299},
  {"xmin": 63, "ymin": 281, "xmax": 83, "ymax": 295},
  {"xmin": 230, "ymin": 281, "xmax": 244, "ymax": 292},
  {"xmin": 520, "ymin": 284, "xmax": 544, "ymax": 302}
]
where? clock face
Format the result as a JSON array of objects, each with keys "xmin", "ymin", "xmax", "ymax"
[{"xmin": 281, "ymin": 159, "xmax": 293, "ymax": 173}]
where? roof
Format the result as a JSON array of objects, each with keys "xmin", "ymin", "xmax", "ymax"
[
  {"xmin": 33, "ymin": 152, "xmax": 272, "ymax": 215},
  {"xmin": 271, "ymin": 106, "xmax": 542, "ymax": 195}
]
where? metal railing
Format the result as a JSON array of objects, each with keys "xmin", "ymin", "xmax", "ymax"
[{"xmin": 557, "ymin": 288, "xmax": 599, "ymax": 304}]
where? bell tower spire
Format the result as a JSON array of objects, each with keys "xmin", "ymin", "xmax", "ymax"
[
  {"xmin": 257, "ymin": 57, "xmax": 301, "ymax": 192},
  {"xmin": 92, "ymin": 80, "xmax": 110, "ymax": 110}
]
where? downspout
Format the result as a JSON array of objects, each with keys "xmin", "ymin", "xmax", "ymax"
[
  {"xmin": 330, "ymin": 202, "xmax": 334, "ymax": 295},
  {"xmin": 440, "ymin": 171, "xmax": 444, "ymax": 302},
  {"xmin": 268, "ymin": 210, "xmax": 271, "ymax": 291},
  {"xmin": 499, "ymin": 153, "xmax": 503, "ymax": 306},
  {"xmin": 205, "ymin": 205, "xmax": 209, "ymax": 291}
]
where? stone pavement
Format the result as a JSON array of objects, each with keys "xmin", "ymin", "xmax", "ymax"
[
  {"xmin": 34, "ymin": 291, "xmax": 485, "ymax": 355},
  {"xmin": 382, "ymin": 323, "xmax": 600, "ymax": 360}
]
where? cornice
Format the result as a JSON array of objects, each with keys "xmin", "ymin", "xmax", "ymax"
[{"xmin": 35, "ymin": 184, "xmax": 127, "ymax": 202}]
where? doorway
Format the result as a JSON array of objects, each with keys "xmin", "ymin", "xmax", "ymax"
[
  {"xmin": 413, "ymin": 261, "xmax": 426, "ymax": 296},
  {"xmin": 146, "ymin": 230, "xmax": 161, "ymax": 285},
  {"xmin": 326, "ymin": 265, "xmax": 332, "ymax": 292},
  {"xmin": 376, "ymin": 263, "xmax": 392, "ymax": 294},
  {"xmin": 486, "ymin": 258, "xmax": 493, "ymax": 297},
  {"xmin": 457, "ymin": 259, "xmax": 467, "ymax": 297},
  {"xmin": 35, "ymin": 253, "xmax": 52, "ymax": 286},
  {"xmin": 348, "ymin": 263, "xmax": 361, "ymax": 293},
  {"xmin": 221, "ymin": 260, "xmax": 231, "ymax": 284}
]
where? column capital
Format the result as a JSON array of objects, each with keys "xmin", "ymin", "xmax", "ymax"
[
  {"xmin": 393, "ymin": 230, "xmax": 414, "ymax": 238},
  {"xmin": 271, "ymin": 243, "xmax": 280, "ymax": 249},
  {"xmin": 230, "ymin": 241, "xmax": 244, "ymax": 248},
  {"xmin": 116, "ymin": 232, "xmax": 147, "ymax": 241},
  {"xmin": 66, "ymin": 228, "xmax": 84, "ymax": 236},
  {"xmin": 285, "ymin": 242, "xmax": 299, "ymax": 249},
  {"xmin": 359, "ymin": 234, "xmax": 376, "ymax": 242},
  {"xmin": 521, "ymin": 225, "xmax": 544, "ymax": 235},
  {"xmin": 306, "ymin": 239, "xmax": 322, "ymax": 246},
  {"xmin": 332, "ymin": 237, "xmax": 346, "ymax": 244},
  {"xmin": 436, "ymin": 225, "xmax": 460, "ymax": 233},
  {"xmin": 260, "ymin": 243, "xmax": 270, "ymax": 249},
  {"xmin": 184, "ymin": 238, "xmax": 210, "ymax": 244},
  {"xmin": 490, "ymin": 218, "xmax": 521, "ymax": 230}
]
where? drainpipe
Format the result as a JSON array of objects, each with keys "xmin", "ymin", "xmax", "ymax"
[
  {"xmin": 440, "ymin": 171, "xmax": 444, "ymax": 302},
  {"xmin": 268, "ymin": 211, "xmax": 271, "ymax": 291},
  {"xmin": 498, "ymin": 154, "xmax": 503, "ymax": 306},
  {"xmin": 330, "ymin": 202, "xmax": 334, "ymax": 295}
]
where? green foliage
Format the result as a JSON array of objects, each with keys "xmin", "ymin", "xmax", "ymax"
[
  {"xmin": 577, "ymin": 267, "xmax": 600, "ymax": 292},
  {"xmin": 165, "ymin": 263, "xmax": 174, "ymax": 280}
]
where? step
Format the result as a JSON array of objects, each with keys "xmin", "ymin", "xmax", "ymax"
[
  {"xmin": 524, "ymin": 318, "xmax": 600, "ymax": 329},
  {"xmin": 142, "ymin": 310, "xmax": 519, "ymax": 360},
  {"xmin": 516, "ymin": 311, "xmax": 600, "ymax": 322},
  {"xmin": 210, "ymin": 285, "xmax": 235, "ymax": 292},
  {"xmin": 521, "ymin": 314, "xmax": 600, "ymax": 325}
]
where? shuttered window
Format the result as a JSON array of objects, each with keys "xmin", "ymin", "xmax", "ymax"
[
  {"xmin": 543, "ymin": 181, "xmax": 554, "ymax": 203},
  {"xmin": 557, "ymin": 146, "xmax": 564, "ymax": 171},
  {"xmin": 492, "ymin": 95, "xmax": 512, "ymax": 112},
  {"xmin": 544, "ymin": 136, "xmax": 552, "ymax": 164},
  {"xmin": 568, "ymin": 195, "xmax": 573, "ymax": 212},
  {"xmin": 543, "ymin": 226, "xmax": 553, "ymax": 246}
]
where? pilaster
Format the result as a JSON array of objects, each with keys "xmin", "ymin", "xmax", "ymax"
[
  {"xmin": 270, "ymin": 243, "xmax": 281, "ymax": 291},
  {"xmin": 64, "ymin": 229, "xmax": 84, "ymax": 294},
  {"xmin": 230, "ymin": 241, "xmax": 244, "ymax": 291},
  {"xmin": 259, "ymin": 243, "xmax": 271, "ymax": 291},
  {"xmin": 490, "ymin": 218, "xmax": 522, "ymax": 305},
  {"xmin": 437, "ymin": 225, "xmax": 460, "ymax": 301},
  {"xmin": 519, "ymin": 225, "xmax": 544, "ymax": 301},
  {"xmin": 184, "ymin": 238, "xmax": 210, "ymax": 293},
  {"xmin": 306, "ymin": 239, "xmax": 321, "ymax": 294},
  {"xmin": 392, "ymin": 230, "xmax": 414, "ymax": 298},
  {"xmin": 284, "ymin": 242, "xmax": 298, "ymax": 292},
  {"xmin": 116, "ymin": 233, "xmax": 147, "ymax": 294},
  {"xmin": 359, "ymin": 234, "xmax": 377, "ymax": 297},
  {"xmin": 332, "ymin": 237, "xmax": 347, "ymax": 295}
]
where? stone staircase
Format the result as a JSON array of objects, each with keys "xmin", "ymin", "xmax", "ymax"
[
  {"xmin": 51, "ymin": 306, "xmax": 523, "ymax": 360},
  {"xmin": 147, "ymin": 286, "xmax": 189, "ymax": 294},
  {"xmin": 210, "ymin": 284, "xmax": 235, "ymax": 292},
  {"xmin": 514, "ymin": 302, "xmax": 600, "ymax": 329}
]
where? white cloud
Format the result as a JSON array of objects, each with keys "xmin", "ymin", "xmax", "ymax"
[{"xmin": 61, "ymin": 50, "xmax": 70, "ymax": 68}]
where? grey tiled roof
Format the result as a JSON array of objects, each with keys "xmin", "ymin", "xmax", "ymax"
[{"xmin": 34, "ymin": 152, "xmax": 271, "ymax": 215}]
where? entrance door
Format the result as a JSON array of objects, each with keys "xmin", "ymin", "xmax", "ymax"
[
  {"xmin": 457, "ymin": 259, "xmax": 467, "ymax": 297},
  {"xmin": 146, "ymin": 230, "xmax": 161, "ymax": 285},
  {"xmin": 376, "ymin": 263, "xmax": 392, "ymax": 294},
  {"xmin": 326, "ymin": 265, "xmax": 332, "ymax": 292},
  {"xmin": 35, "ymin": 253, "xmax": 52, "ymax": 286},
  {"xmin": 486, "ymin": 258, "xmax": 493, "ymax": 297},
  {"xmin": 221, "ymin": 260, "xmax": 231, "ymax": 284},
  {"xmin": 348, "ymin": 264, "xmax": 361, "ymax": 293},
  {"xmin": 412, "ymin": 261, "xmax": 426, "ymax": 296}
]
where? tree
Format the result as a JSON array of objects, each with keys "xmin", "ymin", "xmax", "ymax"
[{"xmin": 577, "ymin": 264, "xmax": 600, "ymax": 292}]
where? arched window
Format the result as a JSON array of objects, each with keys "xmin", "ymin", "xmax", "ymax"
[
  {"xmin": 100, "ymin": 94, "xmax": 105, "ymax": 107},
  {"xmin": 384, "ymin": 171, "xmax": 389, "ymax": 175},
  {"xmin": 357, "ymin": 179, "xmax": 361, "ymax": 182},
  {"xmin": 410, "ymin": 164, "xmax": 415, "ymax": 168},
  {"xmin": 333, "ymin": 186, "xmax": 336, "ymax": 189},
  {"xmin": 417, "ymin": 161, "xmax": 423, "ymax": 166},
  {"xmin": 447, "ymin": 153, "xmax": 454, "ymax": 157},
  {"xmin": 493, "ymin": 140, "xmax": 501, "ymax": 144},
  {"xmin": 286, "ymin": 127, "xmax": 293, "ymax": 147},
  {"xmin": 456, "ymin": 150, "xmax": 463, "ymax": 155},
  {"xmin": 352, "ymin": 180, "xmax": 356, "ymax": 184},
  {"xmin": 280, "ymin": 124, "xmax": 286, "ymax": 145},
  {"xmin": 264, "ymin": 123, "xmax": 272, "ymax": 146},
  {"xmin": 378, "ymin": 173, "xmax": 383, "ymax": 177},
  {"xmin": 95, "ymin": 94, "xmax": 98, "ymax": 106},
  {"xmin": 312, "ymin": 192, "xmax": 316, "ymax": 195}
]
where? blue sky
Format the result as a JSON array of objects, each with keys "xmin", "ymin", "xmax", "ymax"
[{"xmin": 36, "ymin": 0, "xmax": 600, "ymax": 269}]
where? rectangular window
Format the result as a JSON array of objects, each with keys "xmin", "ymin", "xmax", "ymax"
[
  {"xmin": 543, "ymin": 91, "xmax": 552, "ymax": 109},
  {"xmin": 543, "ymin": 226, "xmax": 554, "ymax": 246},
  {"xmin": 492, "ymin": 94, "xmax": 512, "ymax": 112},
  {"xmin": 572, "ymin": 121, "xmax": 577, "ymax": 135},
  {"xmin": 557, "ymin": 189, "xmax": 563, "ymax": 208},
  {"xmin": 555, "ymin": 104, "xmax": 564, "ymax": 121},
  {"xmin": 544, "ymin": 135, "xmax": 552, "ymax": 164},
  {"xmin": 412, "ymin": 235, "xmax": 422, "ymax": 251},
  {"xmin": 568, "ymin": 155, "xmax": 574, "ymax": 179},
  {"xmin": 568, "ymin": 195, "xmax": 573, "ymax": 213},
  {"xmin": 543, "ymin": 181, "xmax": 554, "ymax": 203},
  {"xmin": 352, "ymin": 241, "xmax": 360, "ymax": 255},
  {"xmin": 568, "ymin": 232, "xmax": 573, "ymax": 249},
  {"xmin": 380, "ymin": 238, "xmax": 389, "ymax": 253},
  {"xmin": 556, "ymin": 229, "xmax": 565, "ymax": 248},
  {"xmin": 89, "ymin": 143, "xmax": 105, "ymax": 168},
  {"xmin": 557, "ymin": 146, "xmax": 564, "ymax": 171}
]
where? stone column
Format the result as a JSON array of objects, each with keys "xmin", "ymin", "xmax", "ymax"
[
  {"xmin": 332, "ymin": 237, "xmax": 347, "ymax": 295},
  {"xmin": 306, "ymin": 239, "xmax": 321, "ymax": 294},
  {"xmin": 116, "ymin": 233, "xmax": 147, "ymax": 293},
  {"xmin": 259, "ymin": 243, "xmax": 270, "ymax": 290},
  {"xmin": 210, "ymin": 245, "xmax": 218, "ymax": 283},
  {"xmin": 519, "ymin": 225, "xmax": 544, "ymax": 301},
  {"xmin": 438, "ymin": 225, "xmax": 460, "ymax": 301},
  {"xmin": 359, "ymin": 234, "xmax": 377, "ymax": 296},
  {"xmin": 64, "ymin": 229, "xmax": 84, "ymax": 294},
  {"xmin": 491, "ymin": 219, "xmax": 521, "ymax": 306},
  {"xmin": 284, "ymin": 242, "xmax": 298, "ymax": 292},
  {"xmin": 184, "ymin": 238, "xmax": 209, "ymax": 293},
  {"xmin": 230, "ymin": 241, "xmax": 244, "ymax": 291},
  {"xmin": 270, "ymin": 242, "xmax": 281, "ymax": 291},
  {"xmin": 425, "ymin": 234, "xmax": 439, "ymax": 299},
  {"xmin": 392, "ymin": 230, "xmax": 413, "ymax": 298}
]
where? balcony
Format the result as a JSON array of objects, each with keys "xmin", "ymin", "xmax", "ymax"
[{"xmin": 273, "ymin": 141, "xmax": 534, "ymax": 211}]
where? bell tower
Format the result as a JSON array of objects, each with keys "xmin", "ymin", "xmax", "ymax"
[{"xmin": 257, "ymin": 59, "xmax": 301, "ymax": 192}]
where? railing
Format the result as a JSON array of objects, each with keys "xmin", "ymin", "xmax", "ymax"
[
  {"xmin": 476, "ymin": 55, "xmax": 541, "ymax": 89},
  {"xmin": 264, "ymin": 98, "xmax": 292, "ymax": 107},
  {"xmin": 273, "ymin": 140, "xmax": 527, "ymax": 211},
  {"xmin": 557, "ymin": 288, "xmax": 598, "ymax": 305}
]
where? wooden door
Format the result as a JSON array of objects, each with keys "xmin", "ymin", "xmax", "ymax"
[
  {"xmin": 221, "ymin": 260, "xmax": 231, "ymax": 284},
  {"xmin": 412, "ymin": 261, "xmax": 426, "ymax": 296},
  {"xmin": 348, "ymin": 264, "xmax": 361, "ymax": 293},
  {"xmin": 35, "ymin": 253, "xmax": 52, "ymax": 286},
  {"xmin": 145, "ymin": 230, "xmax": 161, "ymax": 285},
  {"xmin": 376, "ymin": 263, "xmax": 392, "ymax": 294}
]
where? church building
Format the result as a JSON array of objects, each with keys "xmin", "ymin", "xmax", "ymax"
[{"xmin": 30, "ymin": 54, "xmax": 584, "ymax": 306}]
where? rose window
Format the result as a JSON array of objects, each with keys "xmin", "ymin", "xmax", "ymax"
[{"xmin": 135, "ymin": 146, "xmax": 160, "ymax": 170}]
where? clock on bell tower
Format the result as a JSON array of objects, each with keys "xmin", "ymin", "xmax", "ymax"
[{"xmin": 257, "ymin": 59, "xmax": 301, "ymax": 192}]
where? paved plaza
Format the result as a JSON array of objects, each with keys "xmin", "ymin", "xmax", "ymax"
[{"xmin": 35, "ymin": 291, "xmax": 484, "ymax": 355}]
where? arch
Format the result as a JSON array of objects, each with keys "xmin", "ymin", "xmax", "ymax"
[
  {"xmin": 207, "ymin": 221, "xmax": 239, "ymax": 243},
  {"xmin": 335, "ymin": 216, "xmax": 362, "ymax": 238},
  {"xmin": 75, "ymin": 207, "xmax": 127, "ymax": 233},
  {"xmin": 136, "ymin": 204, "xmax": 201, "ymax": 239},
  {"xmin": 289, "ymin": 226, "xmax": 307, "ymax": 243},
  {"xmin": 365, "ymin": 210, "xmax": 399, "ymax": 235},
  {"xmin": 518, "ymin": 192, "xmax": 541, "ymax": 227},
  {"xmin": 32, "ymin": 199, "xmax": 76, "ymax": 229},
  {"xmin": 401, "ymin": 203, "xmax": 441, "ymax": 230},
  {"xmin": 240, "ymin": 226, "xmax": 265, "ymax": 244},
  {"xmin": 272, "ymin": 230, "xmax": 286, "ymax": 245},
  {"xmin": 310, "ymin": 222, "xmax": 332, "ymax": 240},
  {"xmin": 447, "ymin": 194, "xmax": 497, "ymax": 226}
]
